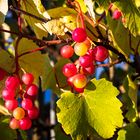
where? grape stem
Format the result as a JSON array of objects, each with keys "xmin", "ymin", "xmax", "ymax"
[{"xmin": 17, "ymin": 0, "xmax": 22, "ymax": 32}]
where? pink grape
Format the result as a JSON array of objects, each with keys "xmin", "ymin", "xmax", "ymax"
[
  {"xmin": 62, "ymin": 63, "xmax": 77, "ymax": 77},
  {"xmin": 22, "ymin": 73, "xmax": 34, "ymax": 85},
  {"xmin": 72, "ymin": 28, "xmax": 87, "ymax": 42},
  {"xmin": 112, "ymin": 9, "xmax": 122, "ymax": 20},
  {"xmin": 26, "ymin": 84, "xmax": 38, "ymax": 96},
  {"xmin": 19, "ymin": 117, "xmax": 32, "ymax": 130},
  {"xmin": 2, "ymin": 88, "xmax": 15, "ymax": 100},
  {"xmin": 27, "ymin": 107, "xmax": 39, "ymax": 119},
  {"xmin": 21, "ymin": 99, "xmax": 33, "ymax": 110},
  {"xmin": 5, "ymin": 99, "xmax": 18, "ymax": 111}
]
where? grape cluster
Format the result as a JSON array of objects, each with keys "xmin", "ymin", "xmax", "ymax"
[
  {"xmin": 60, "ymin": 27, "xmax": 109, "ymax": 93},
  {"xmin": 2, "ymin": 73, "xmax": 39, "ymax": 130}
]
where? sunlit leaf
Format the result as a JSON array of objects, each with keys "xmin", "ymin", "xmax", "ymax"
[{"xmin": 57, "ymin": 78, "xmax": 123, "ymax": 139}]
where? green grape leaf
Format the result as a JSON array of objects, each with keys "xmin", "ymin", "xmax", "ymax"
[
  {"xmin": 0, "ymin": 49, "xmax": 15, "ymax": 73},
  {"xmin": 114, "ymin": 0, "xmax": 140, "ymax": 36},
  {"xmin": 0, "ymin": 0, "xmax": 8, "ymax": 25},
  {"xmin": 122, "ymin": 75, "xmax": 138, "ymax": 122},
  {"xmin": 0, "ymin": 121, "xmax": 17, "ymax": 140},
  {"xmin": 47, "ymin": 7, "xmax": 76, "ymax": 18},
  {"xmin": 32, "ymin": 0, "xmax": 50, "ymax": 19},
  {"xmin": 57, "ymin": 78, "xmax": 123, "ymax": 139},
  {"xmin": 106, "ymin": 14, "xmax": 140, "ymax": 57},
  {"xmin": 117, "ymin": 123, "xmax": 140, "ymax": 140},
  {"xmin": 17, "ymin": 38, "xmax": 52, "ymax": 90},
  {"xmin": 20, "ymin": 0, "xmax": 48, "ymax": 39},
  {"xmin": 46, "ymin": 58, "xmax": 71, "ymax": 95}
]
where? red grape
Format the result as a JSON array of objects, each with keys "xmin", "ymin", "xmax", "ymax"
[
  {"xmin": 5, "ymin": 76, "xmax": 20, "ymax": 90},
  {"xmin": 93, "ymin": 46, "xmax": 109, "ymax": 62},
  {"xmin": 60, "ymin": 45, "xmax": 74, "ymax": 58},
  {"xmin": 62, "ymin": 63, "xmax": 77, "ymax": 77},
  {"xmin": 72, "ymin": 28, "xmax": 87, "ymax": 43},
  {"xmin": 21, "ymin": 99, "xmax": 33, "ymax": 110},
  {"xmin": 79, "ymin": 54, "xmax": 92, "ymax": 68},
  {"xmin": 82, "ymin": 64, "xmax": 95, "ymax": 75},
  {"xmin": 5, "ymin": 99, "xmax": 18, "ymax": 111},
  {"xmin": 2, "ymin": 88, "xmax": 15, "ymax": 100},
  {"xmin": 26, "ymin": 84, "xmax": 38, "ymax": 96},
  {"xmin": 22, "ymin": 73, "xmax": 34, "ymax": 85},
  {"xmin": 27, "ymin": 106, "xmax": 39, "ymax": 119},
  {"xmin": 74, "ymin": 86, "xmax": 84, "ymax": 93},
  {"xmin": 19, "ymin": 117, "xmax": 32, "ymax": 130},
  {"xmin": 112, "ymin": 9, "xmax": 122, "ymax": 20}
]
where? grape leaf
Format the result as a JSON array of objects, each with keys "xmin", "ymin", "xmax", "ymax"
[
  {"xmin": 17, "ymin": 38, "xmax": 52, "ymax": 90},
  {"xmin": 20, "ymin": 0, "xmax": 48, "ymax": 39},
  {"xmin": 32, "ymin": 0, "xmax": 50, "ymax": 19},
  {"xmin": 46, "ymin": 58, "xmax": 71, "ymax": 95},
  {"xmin": 0, "ymin": 49, "xmax": 15, "ymax": 73},
  {"xmin": 114, "ymin": 0, "xmax": 140, "ymax": 36},
  {"xmin": 0, "ymin": 0, "xmax": 8, "ymax": 25},
  {"xmin": 117, "ymin": 123, "xmax": 140, "ymax": 140},
  {"xmin": 57, "ymin": 78, "xmax": 123, "ymax": 139},
  {"xmin": 0, "ymin": 121, "xmax": 17, "ymax": 140},
  {"xmin": 106, "ymin": 14, "xmax": 140, "ymax": 57},
  {"xmin": 122, "ymin": 75, "xmax": 138, "ymax": 122}
]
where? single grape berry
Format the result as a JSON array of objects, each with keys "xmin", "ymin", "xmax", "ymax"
[
  {"xmin": 0, "ymin": 68, "xmax": 7, "ymax": 81},
  {"xmin": 19, "ymin": 117, "xmax": 32, "ymax": 130},
  {"xmin": 93, "ymin": 46, "xmax": 109, "ymax": 62},
  {"xmin": 13, "ymin": 107, "xmax": 25, "ymax": 120},
  {"xmin": 62, "ymin": 63, "xmax": 77, "ymax": 77},
  {"xmin": 26, "ymin": 84, "xmax": 38, "ymax": 96},
  {"xmin": 73, "ymin": 74, "xmax": 87, "ymax": 88},
  {"xmin": 60, "ymin": 45, "xmax": 74, "ymax": 58},
  {"xmin": 112, "ymin": 9, "xmax": 122, "ymax": 20},
  {"xmin": 79, "ymin": 54, "xmax": 92, "ymax": 68},
  {"xmin": 5, "ymin": 99, "xmax": 18, "ymax": 111},
  {"xmin": 74, "ymin": 43, "xmax": 89, "ymax": 56},
  {"xmin": 72, "ymin": 28, "xmax": 87, "ymax": 43},
  {"xmin": 5, "ymin": 76, "xmax": 20, "ymax": 90},
  {"xmin": 21, "ymin": 99, "xmax": 33, "ymax": 110},
  {"xmin": 9, "ymin": 118, "xmax": 19, "ymax": 129},
  {"xmin": 2, "ymin": 88, "xmax": 15, "ymax": 100},
  {"xmin": 22, "ymin": 73, "xmax": 34, "ymax": 85},
  {"xmin": 27, "ymin": 107, "xmax": 39, "ymax": 119},
  {"xmin": 74, "ymin": 86, "xmax": 84, "ymax": 93},
  {"xmin": 82, "ymin": 64, "xmax": 95, "ymax": 75}
]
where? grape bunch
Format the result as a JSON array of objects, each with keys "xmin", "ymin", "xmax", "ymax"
[
  {"xmin": 60, "ymin": 27, "xmax": 109, "ymax": 93},
  {"xmin": 2, "ymin": 73, "xmax": 39, "ymax": 130}
]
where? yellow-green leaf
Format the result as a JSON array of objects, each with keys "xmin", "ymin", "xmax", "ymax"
[{"xmin": 57, "ymin": 78, "xmax": 123, "ymax": 139}]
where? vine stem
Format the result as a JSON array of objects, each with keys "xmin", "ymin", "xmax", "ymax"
[
  {"xmin": 9, "ymin": 5, "xmax": 49, "ymax": 23},
  {"xmin": 17, "ymin": 0, "xmax": 22, "ymax": 32},
  {"xmin": 73, "ymin": 1, "xmax": 85, "ymax": 29}
]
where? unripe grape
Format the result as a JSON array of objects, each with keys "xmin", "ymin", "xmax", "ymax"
[
  {"xmin": 13, "ymin": 107, "xmax": 25, "ymax": 120},
  {"xmin": 9, "ymin": 118, "xmax": 19, "ymax": 129},
  {"xmin": 72, "ymin": 28, "xmax": 87, "ymax": 43},
  {"xmin": 19, "ymin": 117, "xmax": 32, "ymax": 130},
  {"xmin": 21, "ymin": 99, "xmax": 33, "ymax": 110},
  {"xmin": 22, "ymin": 73, "xmax": 34, "ymax": 85},
  {"xmin": 112, "ymin": 9, "xmax": 122, "ymax": 20},
  {"xmin": 27, "ymin": 107, "xmax": 39, "ymax": 119},
  {"xmin": 73, "ymin": 74, "xmax": 87, "ymax": 88},
  {"xmin": 0, "ymin": 68, "xmax": 7, "ymax": 81},
  {"xmin": 60, "ymin": 45, "xmax": 74, "ymax": 58},
  {"xmin": 26, "ymin": 84, "xmax": 38, "ymax": 96},
  {"xmin": 79, "ymin": 54, "xmax": 92, "ymax": 68},
  {"xmin": 93, "ymin": 46, "xmax": 109, "ymax": 62},
  {"xmin": 74, "ymin": 43, "xmax": 88, "ymax": 56},
  {"xmin": 67, "ymin": 75, "xmax": 77, "ymax": 86},
  {"xmin": 5, "ymin": 76, "xmax": 20, "ymax": 90},
  {"xmin": 5, "ymin": 99, "xmax": 18, "ymax": 111},
  {"xmin": 2, "ymin": 88, "xmax": 15, "ymax": 100},
  {"xmin": 62, "ymin": 63, "xmax": 77, "ymax": 77}
]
